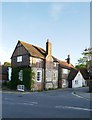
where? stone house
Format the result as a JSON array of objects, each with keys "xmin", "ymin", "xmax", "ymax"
[{"xmin": 11, "ymin": 40, "xmax": 75, "ymax": 91}]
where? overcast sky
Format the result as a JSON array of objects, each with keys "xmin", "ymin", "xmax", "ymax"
[{"xmin": 0, "ymin": 1, "xmax": 90, "ymax": 65}]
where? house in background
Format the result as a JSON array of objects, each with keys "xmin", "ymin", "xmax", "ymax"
[
  {"xmin": 0, "ymin": 63, "xmax": 12, "ymax": 88},
  {"xmin": 68, "ymin": 68, "xmax": 89, "ymax": 88},
  {"xmin": 0, "ymin": 65, "xmax": 8, "ymax": 89},
  {"xmin": 1, "ymin": 65, "xmax": 8, "ymax": 82},
  {"xmin": 11, "ymin": 40, "xmax": 75, "ymax": 91},
  {"xmin": 58, "ymin": 58, "xmax": 75, "ymax": 88}
]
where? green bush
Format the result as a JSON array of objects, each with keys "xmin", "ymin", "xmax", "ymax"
[
  {"xmin": 2, "ymin": 81, "xmax": 7, "ymax": 87},
  {"xmin": 48, "ymin": 88, "xmax": 55, "ymax": 90},
  {"xmin": 6, "ymin": 81, "xmax": 12, "ymax": 88}
]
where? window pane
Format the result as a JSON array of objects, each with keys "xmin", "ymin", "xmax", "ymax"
[
  {"xmin": 17, "ymin": 56, "xmax": 22, "ymax": 62},
  {"xmin": 37, "ymin": 72, "xmax": 41, "ymax": 81}
]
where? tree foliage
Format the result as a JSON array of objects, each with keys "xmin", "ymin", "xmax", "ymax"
[
  {"xmin": 75, "ymin": 56, "xmax": 88, "ymax": 68},
  {"xmin": 83, "ymin": 48, "xmax": 92, "ymax": 55},
  {"xmin": 75, "ymin": 48, "xmax": 92, "ymax": 69},
  {"xmin": 4, "ymin": 62, "xmax": 11, "ymax": 66},
  {"xmin": 75, "ymin": 52, "xmax": 88, "ymax": 68}
]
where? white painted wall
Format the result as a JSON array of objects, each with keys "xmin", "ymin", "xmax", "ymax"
[
  {"xmin": 8, "ymin": 67, "xmax": 12, "ymax": 81},
  {"xmin": 72, "ymin": 71, "xmax": 86, "ymax": 88}
]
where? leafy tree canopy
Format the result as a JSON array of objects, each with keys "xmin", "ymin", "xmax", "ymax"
[
  {"xmin": 75, "ymin": 47, "xmax": 92, "ymax": 69},
  {"xmin": 83, "ymin": 48, "xmax": 92, "ymax": 56},
  {"xmin": 4, "ymin": 62, "xmax": 11, "ymax": 66},
  {"xmin": 75, "ymin": 57, "xmax": 88, "ymax": 68}
]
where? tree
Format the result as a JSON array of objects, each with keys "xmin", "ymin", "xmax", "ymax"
[
  {"xmin": 75, "ymin": 57, "xmax": 88, "ymax": 68},
  {"xmin": 83, "ymin": 48, "xmax": 92, "ymax": 56},
  {"xmin": 4, "ymin": 62, "xmax": 11, "ymax": 66},
  {"xmin": 75, "ymin": 48, "xmax": 92, "ymax": 69}
]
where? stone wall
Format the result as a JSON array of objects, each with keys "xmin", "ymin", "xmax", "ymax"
[
  {"xmin": 32, "ymin": 67, "xmax": 44, "ymax": 91},
  {"xmin": 45, "ymin": 57, "xmax": 58, "ymax": 89}
]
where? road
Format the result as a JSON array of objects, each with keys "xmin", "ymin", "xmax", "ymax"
[{"xmin": 2, "ymin": 87, "xmax": 91, "ymax": 118}]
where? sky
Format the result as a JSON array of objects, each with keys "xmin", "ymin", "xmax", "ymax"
[{"xmin": 0, "ymin": 1, "xmax": 90, "ymax": 66}]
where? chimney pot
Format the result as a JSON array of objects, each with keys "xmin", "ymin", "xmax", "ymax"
[
  {"xmin": 67, "ymin": 54, "xmax": 70, "ymax": 64},
  {"xmin": 46, "ymin": 39, "xmax": 52, "ymax": 55},
  {"xmin": 47, "ymin": 39, "xmax": 49, "ymax": 42}
]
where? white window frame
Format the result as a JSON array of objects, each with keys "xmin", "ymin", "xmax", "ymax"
[
  {"xmin": 36, "ymin": 58, "xmax": 41, "ymax": 63},
  {"xmin": 17, "ymin": 85, "xmax": 24, "ymax": 91},
  {"xmin": 37, "ymin": 70, "xmax": 42, "ymax": 82},
  {"xmin": 63, "ymin": 69, "xmax": 68, "ymax": 74},
  {"xmin": 17, "ymin": 56, "xmax": 22, "ymax": 62},
  {"xmin": 8, "ymin": 67, "xmax": 12, "ymax": 81},
  {"xmin": 75, "ymin": 80, "xmax": 78, "ymax": 84}
]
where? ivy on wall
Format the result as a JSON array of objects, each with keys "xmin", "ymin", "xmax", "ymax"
[{"xmin": 9, "ymin": 67, "xmax": 35, "ymax": 90}]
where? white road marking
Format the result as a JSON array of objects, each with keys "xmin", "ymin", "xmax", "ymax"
[
  {"xmin": 63, "ymin": 106, "xmax": 92, "ymax": 111},
  {"xmin": 4, "ymin": 98, "xmax": 9, "ymax": 100},
  {"xmin": 23, "ymin": 103, "xmax": 34, "ymax": 106},
  {"xmin": 3, "ymin": 98, "xmax": 38, "ymax": 106},
  {"xmin": 22, "ymin": 101, "xmax": 38, "ymax": 104},
  {"xmin": 31, "ymin": 102, "xmax": 38, "ymax": 104},
  {"xmin": 72, "ymin": 92, "xmax": 89, "ymax": 100},
  {"xmin": 3, "ymin": 102, "xmax": 36, "ymax": 106},
  {"xmin": 55, "ymin": 105, "xmax": 92, "ymax": 111}
]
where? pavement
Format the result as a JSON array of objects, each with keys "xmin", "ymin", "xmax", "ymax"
[{"xmin": 72, "ymin": 87, "xmax": 91, "ymax": 100}]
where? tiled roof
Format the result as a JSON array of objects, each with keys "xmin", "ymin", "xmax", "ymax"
[
  {"xmin": 68, "ymin": 68, "xmax": 89, "ymax": 81},
  {"xmin": 67, "ymin": 69, "xmax": 78, "ymax": 81},
  {"xmin": 78, "ymin": 68, "xmax": 89, "ymax": 79},
  {"xmin": 20, "ymin": 41, "xmax": 46, "ymax": 59},
  {"xmin": 18, "ymin": 41, "xmax": 75, "ymax": 69},
  {"xmin": 58, "ymin": 60, "xmax": 75, "ymax": 70},
  {"xmin": 61, "ymin": 61, "xmax": 75, "ymax": 69}
]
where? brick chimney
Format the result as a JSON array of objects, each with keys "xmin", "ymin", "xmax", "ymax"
[{"xmin": 46, "ymin": 39, "xmax": 52, "ymax": 56}]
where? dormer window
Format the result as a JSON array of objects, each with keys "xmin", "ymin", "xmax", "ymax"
[{"xmin": 17, "ymin": 56, "xmax": 22, "ymax": 62}]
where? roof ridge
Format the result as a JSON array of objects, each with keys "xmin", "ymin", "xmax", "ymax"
[
  {"xmin": 19, "ymin": 40, "xmax": 32, "ymax": 46},
  {"xmin": 32, "ymin": 44, "xmax": 45, "ymax": 52},
  {"xmin": 20, "ymin": 40, "xmax": 45, "ymax": 52},
  {"xmin": 19, "ymin": 40, "xmax": 45, "ymax": 59}
]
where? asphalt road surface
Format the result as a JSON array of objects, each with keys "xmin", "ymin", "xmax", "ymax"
[{"xmin": 2, "ymin": 87, "xmax": 91, "ymax": 118}]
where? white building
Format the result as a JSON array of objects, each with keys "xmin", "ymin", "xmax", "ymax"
[
  {"xmin": 72, "ymin": 71, "xmax": 86, "ymax": 88},
  {"xmin": 68, "ymin": 68, "xmax": 89, "ymax": 88}
]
